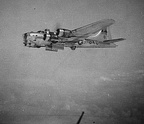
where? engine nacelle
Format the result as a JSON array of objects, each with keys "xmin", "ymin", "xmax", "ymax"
[{"xmin": 56, "ymin": 28, "xmax": 74, "ymax": 38}]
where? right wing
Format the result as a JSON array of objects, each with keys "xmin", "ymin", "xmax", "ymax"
[{"xmin": 61, "ymin": 19, "xmax": 115, "ymax": 43}]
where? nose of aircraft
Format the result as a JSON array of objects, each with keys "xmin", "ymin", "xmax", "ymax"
[{"xmin": 23, "ymin": 33, "xmax": 28, "ymax": 46}]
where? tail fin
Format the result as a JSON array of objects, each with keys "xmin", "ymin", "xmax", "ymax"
[
  {"xmin": 101, "ymin": 27, "xmax": 112, "ymax": 40},
  {"xmin": 88, "ymin": 26, "xmax": 112, "ymax": 41},
  {"xmin": 107, "ymin": 26, "xmax": 112, "ymax": 40}
]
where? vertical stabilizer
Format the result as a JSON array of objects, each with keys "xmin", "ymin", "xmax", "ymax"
[
  {"xmin": 101, "ymin": 26, "xmax": 112, "ymax": 40},
  {"xmin": 88, "ymin": 26, "xmax": 112, "ymax": 41},
  {"xmin": 107, "ymin": 26, "xmax": 112, "ymax": 40}
]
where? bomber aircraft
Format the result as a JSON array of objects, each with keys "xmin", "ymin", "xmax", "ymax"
[{"xmin": 23, "ymin": 19, "xmax": 125, "ymax": 52}]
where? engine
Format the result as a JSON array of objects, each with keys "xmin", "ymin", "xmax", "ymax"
[{"xmin": 56, "ymin": 28, "xmax": 74, "ymax": 38}]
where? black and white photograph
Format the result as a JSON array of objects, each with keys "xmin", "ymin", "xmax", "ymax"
[{"xmin": 0, "ymin": 0, "xmax": 144, "ymax": 123}]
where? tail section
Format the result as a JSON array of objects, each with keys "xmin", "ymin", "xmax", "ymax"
[
  {"xmin": 100, "ymin": 27, "xmax": 112, "ymax": 41},
  {"xmin": 107, "ymin": 26, "xmax": 112, "ymax": 40},
  {"xmin": 88, "ymin": 26, "xmax": 125, "ymax": 43},
  {"xmin": 88, "ymin": 27, "xmax": 112, "ymax": 41},
  {"xmin": 101, "ymin": 27, "xmax": 126, "ymax": 43}
]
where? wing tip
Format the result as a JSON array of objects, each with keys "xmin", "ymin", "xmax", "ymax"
[
  {"xmin": 101, "ymin": 19, "xmax": 115, "ymax": 24},
  {"xmin": 99, "ymin": 19, "xmax": 115, "ymax": 27},
  {"xmin": 120, "ymin": 38, "xmax": 126, "ymax": 41},
  {"xmin": 108, "ymin": 19, "xmax": 115, "ymax": 24}
]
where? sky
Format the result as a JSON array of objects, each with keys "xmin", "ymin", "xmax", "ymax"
[{"xmin": 0, "ymin": 0, "xmax": 144, "ymax": 124}]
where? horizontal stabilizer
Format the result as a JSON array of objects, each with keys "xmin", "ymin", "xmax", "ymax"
[{"xmin": 103, "ymin": 38, "xmax": 125, "ymax": 43}]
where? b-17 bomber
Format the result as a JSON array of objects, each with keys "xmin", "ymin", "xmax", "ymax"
[{"xmin": 23, "ymin": 19, "xmax": 125, "ymax": 52}]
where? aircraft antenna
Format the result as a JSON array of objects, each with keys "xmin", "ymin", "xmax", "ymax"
[{"xmin": 76, "ymin": 111, "xmax": 84, "ymax": 124}]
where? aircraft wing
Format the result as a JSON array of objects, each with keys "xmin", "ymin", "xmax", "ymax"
[{"xmin": 61, "ymin": 19, "xmax": 115, "ymax": 43}]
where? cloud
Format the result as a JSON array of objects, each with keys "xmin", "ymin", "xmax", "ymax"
[{"xmin": 99, "ymin": 76, "xmax": 112, "ymax": 82}]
